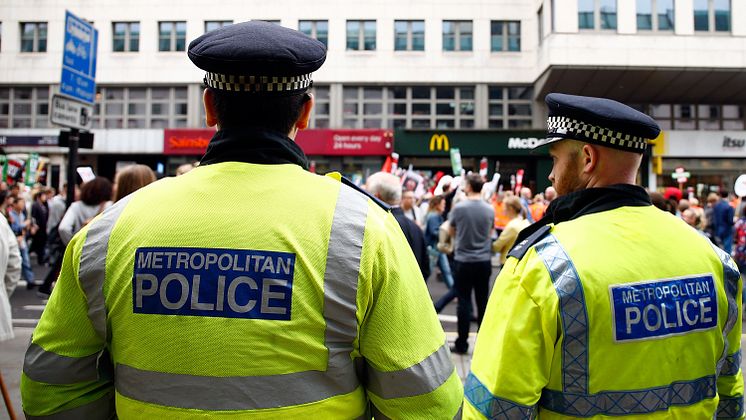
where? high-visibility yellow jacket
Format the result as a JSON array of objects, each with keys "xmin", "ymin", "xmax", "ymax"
[
  {"xmin": 22, "ymin": 131, "xmax": 463, "ymax": 419},
  {"xmin": 466, "ymin": 186, "xmax": 743, "ymax": 419}
]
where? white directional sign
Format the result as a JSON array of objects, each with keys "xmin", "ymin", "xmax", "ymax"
[{"xmin": 50, "ymin": 94, "xmax": 93, "ymax": 130}]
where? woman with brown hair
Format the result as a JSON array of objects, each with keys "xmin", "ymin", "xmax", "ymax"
[{"xmin": 114, "ymin": 164, "xmax": 157, "ymax": 203}]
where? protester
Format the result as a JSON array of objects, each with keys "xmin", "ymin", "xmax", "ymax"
[
  {"xmin": 30, "ymin": 189, "xmax": 49, "ymax": 264},
  {"xmin": 492, "ymin": 195, "xmax": 530, "ymax": 266},
  {"xmin": 365, "ymin": 172, "xmax": 430, "ymax": 280},
  {"xmin": 713, "ymin": 190, "xmax": 735, "ymax": 254},
  {"xmin": 449, "ymin": 173, "xmax": 494, "ymax": 354},
  {"xmin": 8, "ymin": 196, "xmax": 34, "ymax": 287},
  {"xmin": 57, "ymin": 177, "xmax": 113, "ymax": 245},
  {"xmin": 425, "ymin": 195, "xmax": 455, "ymax": 291},
  {"xmin": 114, "ymin": 164, "xmax": 157, "ymax": 202}
]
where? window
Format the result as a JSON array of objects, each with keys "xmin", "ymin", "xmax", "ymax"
[
  {"xmin": 538, "ymin": 7, "xmax": 544, "ymax": 45},
  {"xmin": 394, "ymin": 20, "xmax": 425, "ymax": 51},
  {"xmin": 637, "ymin": 0, "xmax": 674, "ymax": 31},
  {"xmin": 342, "ymin": 86, "xmax": 475, "ymax": 129},
  {"xmin": 0, "ymin": 86, "xmax": 50, "ymax": 128},
  {"xmin": 93, "ymin": 86, "xmax": 188, "ymax": 129},
  {"xmin": 20, "ymin": 22, "xmax": 47, "ymax": 52},
  {"xmin": 694, "ymin": 0, "xmax": 730, "ymax": 32},
  {"xmin": 346, "ymin": 20, "xmax": 376, "ymax": 51},
  {"xmin": 578, "ymin": 0, "xmax": 617, "ymax": 30},
  {"xmin": 488, "ymin": 86, "xmax": 533, "ymax": 129},
  {"xmin": 112, "ymin": 22, "xmax": 140, "ymax": 52},
  {"xmin": 205, "ymin": 21, "xmax": 232, "ymax": 33},
  {"xmin": 646, "ymin": 103, "xmax": 745, "ymax": 130},
  {"xmin": 159, "ymin": 21, "xmax": 186, "ymax": 51},
  {"xmin": 491, "ymin": 21, "xmax": 521, "ymax": 52},
  {"xmin": 299, "ymin": 20, "xmax": 328, "ymax": 47},
  {"xmin": 443, "ymin": 21, "xmax": 472, "ymax": 51},
  {"xmin": 309, "ymin": 85, "xmax": 330, "ymax": 128}
]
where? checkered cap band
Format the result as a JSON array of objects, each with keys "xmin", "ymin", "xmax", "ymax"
[
  {"xmin": 547, "ymin": 116, "xmax": 649, "ymax": 151},
  {"xmin": 204, "ymin": 72, "xmax": 313, "ymax": 93}
]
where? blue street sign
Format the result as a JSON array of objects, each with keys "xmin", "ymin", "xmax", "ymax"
[{"xmin": 59, "ymin": 11, "xmax": 98, "ymax": 104}]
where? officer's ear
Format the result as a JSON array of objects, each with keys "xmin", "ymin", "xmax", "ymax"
[
  {"xmin": 203, "ymin": 89, "xmax": 219, "ymax": 128},
  {"xmin": 581, "ymin": 143, "xmax": 599, "ymax": 174},
  {"xmin": 295, "ymin": 93, "xmax": 314, "ymax": 131}
]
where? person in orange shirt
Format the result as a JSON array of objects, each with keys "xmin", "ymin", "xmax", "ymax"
[
  {"xmin": 492, "ymin": 191, "xmax": 512, "ymax": 235},
  {"xmin": 529, "ymin": 194, "xmax": 547, "ymax": 222}
]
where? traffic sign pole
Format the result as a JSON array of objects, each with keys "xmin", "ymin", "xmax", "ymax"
[{"xmin": 66, "ymin": 129, "xmax": 78, "ymax": 207}]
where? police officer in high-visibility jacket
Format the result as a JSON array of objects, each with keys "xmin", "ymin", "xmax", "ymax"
[
  {"xmin": 22, "ymin": 21, "xmax": 463, "ymax": 419},
  {"xmin": 465, "ymin": 93, "xmax": 743, "ymax": 419}
]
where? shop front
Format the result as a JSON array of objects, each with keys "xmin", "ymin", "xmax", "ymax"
[
  {"xmin": 163, "ymin": 129, "xmax": 393, "ymax": 180},
  {"xmin": 393, "ymin": 130, "xmax": 552, "ymax": 193},
  {"xmin": 660, "ymin": 131, "xmax": 746, "ymax": 197},
  {"xmin": 1, "ymin": 129, "xmax": 165, "ymax": 188}
]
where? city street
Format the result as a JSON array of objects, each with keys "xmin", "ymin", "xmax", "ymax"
[{"xmin": 1, "ymin": 262, "xmax": 744, "ymax": 418}]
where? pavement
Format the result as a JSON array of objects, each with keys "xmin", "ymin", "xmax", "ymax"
[{"xmin": 1, "ymin": 260, "xmax": 744, "ymax": 419}]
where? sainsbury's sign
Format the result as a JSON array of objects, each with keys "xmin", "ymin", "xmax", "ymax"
[{"xmin": 163, "ymin": 129, "xmax": 393, "ymax": 156}]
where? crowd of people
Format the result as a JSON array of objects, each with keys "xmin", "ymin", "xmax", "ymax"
[
  {"xmin": 365, "ymin": 168, "xmax": 746, "ymax": 355},
  {"xmin": 0, "ymin": 163, "xmax": 161, "ymax": 297}
]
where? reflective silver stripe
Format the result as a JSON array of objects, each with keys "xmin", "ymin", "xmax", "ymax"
[
  {"xmin": 324, "ymin": 184, "xmax": 368, "ymax": 367},
  {"xmin": 78, "ymin": 196, "xmax": 133, "ymax": 341},
  {"xmin": 23, "ymin": 343, "xmax": 102, "ymax": 385},
  {"xmin": 539, "ymin": 375, "xmax": 716, "ymax": 417},
  {"xmin": 535, "ymin": 235, "xmax": 589, "ymax": 394},
  {"xmin": 717, "ymin": 395, "xmax": 745, "ymax": 419},
  {"xmin": 25, "ymin": 391, "xmax": 115, "ymax": 420},
  {"xmin": 721, "ymin": 350, "xmax": 742, "ymax": 377},
  {"xmin": 366, "ymin": 341, "xmax": 454, "ymax": 399},
  {"xmin": 116, "ymin": 184, "xmax": 369, "ymax": 410},
  {"xmin": 116, "ymin": 363, "xmax": 359, "ymax": 410},
  {"xmin": 709, "ymin": 243, "xmax": 741, "ymax": 378},
  {"xmin": 464, "ymin": 373, "xmax": 537, "ymax": 419}
]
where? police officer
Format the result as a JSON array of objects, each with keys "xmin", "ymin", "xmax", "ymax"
[
  {"xmin": 22, "ymin": 21, "xmax": 462, "ymax": 419},
  {"xmin": 465, "ymin": 93, "xmax": 743, "ymax": 419}
]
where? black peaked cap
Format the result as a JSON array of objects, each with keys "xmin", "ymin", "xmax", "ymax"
[
  {"xmin": 536, "ymin": 93, "xmax": 661, "ymax": 153},
  {"xmin": 188, "ymin": 21, "xmax": 326, "ymax": 94}
]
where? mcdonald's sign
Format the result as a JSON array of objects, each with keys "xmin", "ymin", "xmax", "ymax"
[{"xmin": 429, "ymin": 134, "xmax": 450, "ymax": 151}]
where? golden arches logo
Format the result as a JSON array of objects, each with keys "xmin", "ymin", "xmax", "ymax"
[{"xmin": 429, "ymin": 134, "xmax": 449, "ymax": 151}]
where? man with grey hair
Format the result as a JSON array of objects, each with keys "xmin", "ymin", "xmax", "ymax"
[{"xmin": 365, "ymin": 172, "xmax": 430, "ymax": 280}]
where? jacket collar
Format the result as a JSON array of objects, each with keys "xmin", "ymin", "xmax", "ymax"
[
  {"xmin": 199, "ymin": 127, "xmax": 309, "ymax": 170},
  {"xmin": 512, "ymin": 184, "xmax": 651, "ymax": 248}
]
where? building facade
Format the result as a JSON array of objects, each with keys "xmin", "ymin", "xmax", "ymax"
[{"xmin": 0, "ymin": 0, "xmax": 744, "ymax": 194}]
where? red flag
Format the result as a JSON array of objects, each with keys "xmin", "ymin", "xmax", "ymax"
[{"xmin": 381, "ymin": 153, "xmax": 399, "ymax": 173}]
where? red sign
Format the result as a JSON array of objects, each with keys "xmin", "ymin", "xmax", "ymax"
[
  {"xmin": 164, "ymin": 129, "xmax": 214, "ymax": 155},
  {"xmin": 164, "ymin": 129, "xmax": 393, "ymax": 156},
  {"xmin": 295, "ymin": 129, "xmax": 393, "ymax": 156}
]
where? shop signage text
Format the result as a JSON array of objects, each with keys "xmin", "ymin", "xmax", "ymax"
[
  {"xmin": 723, "ymin": 136, "xmax": 746, "ymax": 149},
  {"xmin": 508, "ymin": 137, "xmax": 541, "ymax": 149},
  {"xmin": 163, "ymin": 129, "xmax": 392, "ymax": 156},
  {"xmin": 164, "ymin": 129, "xmax": 213, "ymax": 155},
  {"xmin": 296, "ymin": 129, "xmax": 392, "ymax": 156},
  {"xmin": 394, "ymin": 130, "xmax": 547, "ymax": 156},
  {"xmin": 0, "ymin": 135, "xmax": 59, "ymax": 147}
]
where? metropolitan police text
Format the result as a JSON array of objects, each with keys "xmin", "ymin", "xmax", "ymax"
[
  {"xmin": 133, "ymin": 248, "xmax": 295, "ymax": 320},
  {"xmin": 612, "ymin": 276, "xmax": 717, "ymax": 341}
]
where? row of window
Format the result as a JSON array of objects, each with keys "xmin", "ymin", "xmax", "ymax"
[
  {"xmin": 8, "ymin": 0, "xmax": 735, "ymax": 55},
  {"xmin": 4, "ymin": 85, "xmax": 746, "ymax": 132},
  {"xmin": 578, "ymin": 0, "xmax": 731, "ymax": 32},
  {"xmin": 14, "ymin": 19, "xmax": 521, "ymax": 54}
]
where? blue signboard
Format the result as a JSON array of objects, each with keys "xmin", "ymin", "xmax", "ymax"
[{"xmin": 59, "ymin": 11, "xmax": 98, "ymax": 104}]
